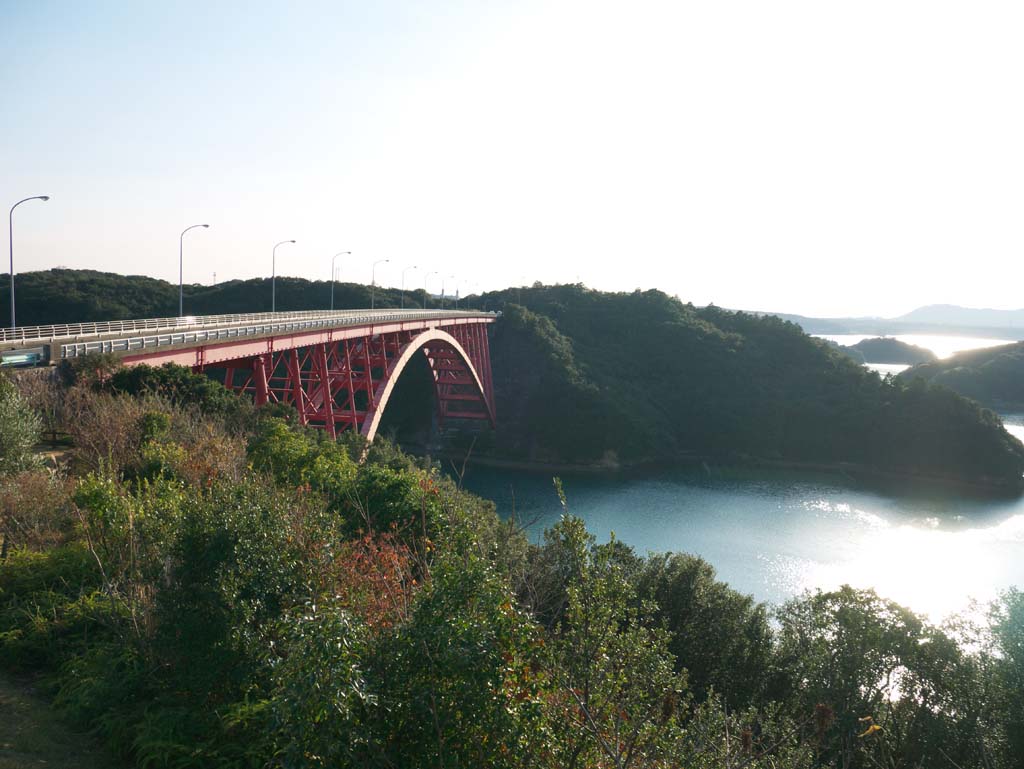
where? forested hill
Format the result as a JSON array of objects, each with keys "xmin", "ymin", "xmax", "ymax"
[
  {"xmin": 483, "ymin": 285, "xmax": 1024, "ymax": 489},
  {"xmin": 0, "ymin": 268, "xmax": 428, "ymax": 325},
  {"xmin": 5, "ymin": 270, "xmax": 1023, "ymax": 488},
  {"xmin": 900, "ymin": 342, "xmax": 1024, "ymax": 411},
  {"xmin": 841, "ymin": 337, "xmax": 937, "ymax": 365}
]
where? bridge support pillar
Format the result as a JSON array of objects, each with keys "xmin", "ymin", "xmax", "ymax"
[
  {"xmin": 253, "ymin": 355, "xmax": 270, "ymax": 406},
  {"xmin": 201, "ymin": 323, "xmax": 494, "ymax": 441},
  {"xmin": 314, "ymin": 342, "xmax": 337, "ymax": 439}
]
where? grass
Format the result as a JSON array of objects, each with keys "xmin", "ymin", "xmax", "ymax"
[{"xmin": 0, "ymin": 672, "xmax": 118, "ymax": 769}]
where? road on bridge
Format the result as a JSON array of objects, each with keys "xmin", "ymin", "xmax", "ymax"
[{"xmin": 1, "ymin": 309, "xmax": 499, "ymax": 442}]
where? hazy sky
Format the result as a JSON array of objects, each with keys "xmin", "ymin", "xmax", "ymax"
[{"xmin": 3, "ymin": 1, "xmax": 1022, "ymax": 317}]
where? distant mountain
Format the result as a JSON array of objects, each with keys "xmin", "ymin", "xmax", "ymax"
[
  {"xmin": 750, "ymin": 305, "xmax": 1024, "ymax": 340},
  {"xmin": 894, "ymin": 304, "xmax": 1024, "ymax": 329}
]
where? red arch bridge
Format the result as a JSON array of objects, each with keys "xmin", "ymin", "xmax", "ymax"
[{"xmin": 0, "ymin": 309, "xmax": 497, "ymax": 441}]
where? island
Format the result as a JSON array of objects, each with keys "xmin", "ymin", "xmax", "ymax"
[
  {"xmin": 836, "ymin": 337, "xmax": 937, "ymax": 365},
  {"xmin": 900, "ymin": 342, "xmax": 1024, "ymax": 411}
]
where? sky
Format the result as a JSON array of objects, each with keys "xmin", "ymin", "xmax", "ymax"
[{"xmin": 2, "ymin": 0, "xmax": 1023, "ymax": 318}]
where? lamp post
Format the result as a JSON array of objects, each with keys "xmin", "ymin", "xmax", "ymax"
[
  {"xmin": 423, "ymin": 271, "xmax": 438, "ymax": 309},
  {"xmin": 272, "ymin": 240, "xmax": 295, "ymax": 313},
  {"xmin": 371, "ymin": 258, "xmax": 390, "ymax": 310},
  {"xmin": 179, "ymin": 224, "xmax": 209, "ymax": 317},
  {"xmin": 457, "ymin": 280, "xmax": 477, "ymax": 310},
  {"xmin": 330, "ymin": 251, "xmax": 351, "ymax": 311},
  {"xmin": 441, "ymin": 274, "xmax": 455, "ymax": 310},
  {"xmin": 8, "ymin": 195, "xmax": 50, "ymax": 330},
  {"xmin": 401, "ymin": 265, "xmax": 418, "ymax": 309}
]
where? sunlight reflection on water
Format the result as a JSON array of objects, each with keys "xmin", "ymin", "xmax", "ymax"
[
  {"xmin": 816, "ymin": 333, "xmax": 1014, "ymax": 359},
  {"xmin": 461, "ymin": 334, "xmax": 1024, "ymax": 622},
  {"xmin": 462, "ymin": 467, "xmax": 1024, "ymax": 623},
  {"xmin": 767, "ymin": 504, "xmax": 1024, "ymax": 621}
]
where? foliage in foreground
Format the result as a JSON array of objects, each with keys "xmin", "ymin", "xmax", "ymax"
[
  {"xmin": 0, "ymin": 372, "xmax": 41, "ymax": 478},
  {"xmin": 0, "ymin": 367, "xmax": 1022, "ymax": 768}
]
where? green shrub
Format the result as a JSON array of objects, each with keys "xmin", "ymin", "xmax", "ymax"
[
  {"xmin": 636, "ymin": 552, "xmax": 774, "ymax": 709},
  {"xmin": 152, "ymin": 481, "xmax": 308, "ymax": 699},
  {"xmin": 106, "ymin": 363, "xmax": 253, "ymax": 428},
  {"xmin": 0, "ymin": 373, "xmax": 42, "ymax": 477},
  {"xmin": 366, "ymin": 553, "xmax": 546, "ymax": 768},
  {"xmin": 270, "ymin": 602, "xmax": 373, "ymax": 768}
]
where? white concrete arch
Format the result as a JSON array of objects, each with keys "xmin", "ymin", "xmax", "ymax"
[{"xmin": 360, "ymin": 328, "xmax": 492, "ymax": 442}]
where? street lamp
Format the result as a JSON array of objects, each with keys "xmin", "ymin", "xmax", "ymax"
[
  {"xmin": 371, "ymin": 258, "xmax": 390, "ymax": 310},
  {"xmin": 272, "ymin": 240, "xmax": 295, "ymax": 313},
  {"xmin": 8, "ymin": 195, "xmax": 49, "ymax": 330},
  {"xmin": 441, "ymin": 274, "xmax": 455, "ymax": 310},
  {"xmin": 423, "ymin": 271, "xmax": 438, "ymax": 309},
  {"xmin": 179, "ymin": 224, "xmax": 209, "ymax": 317},
  {"xmin": 330, "ymin": 250, "xmax": 351, "ymax": 311},
  {"xmin": 401, "ymin": 265, "xmax": 418, "ymax": 309},
  {"xmin": 456, "ymin": 280, "xmax": 477, "ymax": 310}
]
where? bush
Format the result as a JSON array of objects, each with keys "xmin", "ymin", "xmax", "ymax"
[
  {"xmin": 106, "ymin": 363, "xmax": 254, "ymax": 429},
  {"xmin": 151, "ymin": 480, "xmax": 309, "ymax": 698},
  {"xmin": 61, "ymin": 389, "xmax": 150, "ymax": 474},
  {"xmin": 0, "ymin": 469, "xmax": 75, "ymax": 554},
  {"xmin": 0, "ymin": 544, "xmax": 108, "ymax": 669},
  {"xmin": 366, "ymin": 553, "xmax": 546, "ymax": 768},
  {"xmin": 270, "ymin": 603, "xmax": 373, "ymax": 768},
  {"xmin": 0, "ymin": 373, "xmax": 42, "ymax": 477},
  {"xmin": 636, "ymin": 552, "xmax": 774, "ymax": 709}
]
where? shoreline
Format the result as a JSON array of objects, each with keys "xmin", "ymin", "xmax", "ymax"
[{"xmin": 416, "ymin": 447, "xmax": 1024, "ymax": 498}]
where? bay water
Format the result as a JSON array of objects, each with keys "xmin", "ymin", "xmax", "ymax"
[{"xmin": 457, "ymin": 334, "xmax": 1024, "ymax": 622}]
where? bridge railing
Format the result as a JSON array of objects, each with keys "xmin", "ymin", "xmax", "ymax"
[
  {"xmin": 57, "ymin": 310, "xmax": 495, "ymax": 360},
  {"xmin": 1, "ymin": 309, "xmax": 484, "ymax": 344}
]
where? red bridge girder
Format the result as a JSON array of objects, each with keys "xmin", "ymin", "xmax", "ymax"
[{"xmin": 212, "ymin": 324, "xmax": 495, "ymax": 441}]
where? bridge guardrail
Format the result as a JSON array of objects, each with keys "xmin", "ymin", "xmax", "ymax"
[
  {"xmin": 0, "ymin": 309, "xmax": 404, "ymax": 343},
  {"xmin": 57, "ymin": 310, "xmax": 495, "ymax": 360}
]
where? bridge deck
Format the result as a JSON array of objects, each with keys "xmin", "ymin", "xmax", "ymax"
[{"xmin": 0, "ymin": 309, "xmax": 497, "ymax": 367}]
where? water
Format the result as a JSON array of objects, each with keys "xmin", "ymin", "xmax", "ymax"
[
  {"xmin": 458, "ymin": 334, "xmax": 1024, "ymax": 622},
  {"xmin": 1003, "ymin": 414, "xmax": 1024, "ymax": 444},
  {"xmin": 818, "ymin": 333, "xmax": 1015, "ymax": 359},
  {"xmin": 461, "ymin": 465, "xmax": 1024, "ymax": 622},
  {"xmin": 817, "ymin": 332, "xmax": 1020, "ymax": 378},
  {"xmin": 866, "ymin": 362, "xmax": 910, "ymax": 376}
]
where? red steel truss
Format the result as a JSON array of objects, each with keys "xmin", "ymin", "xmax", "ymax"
[{"xmin": 211, "ymin": 324, "xmax": 495, "ymax": 440}]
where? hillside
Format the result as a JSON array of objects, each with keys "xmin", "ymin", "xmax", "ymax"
[
  {"xmin": 901, "ymin": 342, "xmax": 1024, "ymax": 411},
  {"xmin": 0, "ymin": 268, "xmax": 440, "ymax": 325},
  {"xmin": 484, "ymin": 285, "xmax": 1024, "ymax": 488},
  {"xmin": 843, "ymin": 337, "xmax": 937, "ymax": 365},
  {"xmin": 5, "ymin": 270, "xmax": 1023, "ymax": 488},
  {"xmin": 4, "ymin": 366, "xmax": 1022, "ymax": 768}
]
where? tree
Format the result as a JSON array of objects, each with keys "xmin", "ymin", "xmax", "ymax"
[
  {"xmin": 636, "ymin": 552, "xmax": 774, "ymax": 709},
  {"xmin": 990, "ymin": 589, "xmax": 1024, "ymax": 764},
  {"xmin": 774, "ymin": 586, "xmax": 993, "ymax": 768},
  {"xmin": 542, "ymin": 515, "xmax": 687, "ymax": 769},
  {"xmin": 0, "ymin": 374, "xmax": 41, "ymax": 478},
  {"xmin": 366, "ymin": 553, "xmax": 547, "ymax": 768}
]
